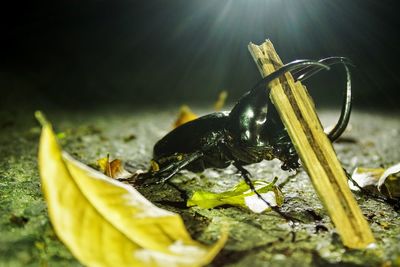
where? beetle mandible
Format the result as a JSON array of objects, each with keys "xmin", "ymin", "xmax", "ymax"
[{"xmin": 133, "ymin": 57, "xmax": 352, "ymax": 216}]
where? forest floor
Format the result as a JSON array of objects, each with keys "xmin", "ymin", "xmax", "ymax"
[{"xmin": 0, "ymin": 107, "xmax": 399, "ymax": 267}]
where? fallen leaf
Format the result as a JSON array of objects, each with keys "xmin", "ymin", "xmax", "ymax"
[
  {"xmin": 97, "ymin": 155, "xmax": 132, "ymax": 179},
  {"xmin": 377, "ymin": 163, "xmax": 400, "ymax": 188},
  {"xmin": 173, "ymin": 105, "xmax": 198, "ymax": 128},
  {"xmin": 187, "ymin": 178, "xmax": 283, "ymax": 213},
  {"xmin": 349, "ymin": 163, "xmax": 400, "ymax": 199},
  {"xmin": 173, "ymin": 91, "xmax": 227, "ymax": 128},
  {"xmin": 349, "ymin": 167, "xmax": 384, "ymax": 190},
  {"xmin": 214, "ymin": 91, "xmax": 228, "ymax": 111},
  {"xmin": 36, "ymin": 111, "xmax": 226, "ymax": 267}
]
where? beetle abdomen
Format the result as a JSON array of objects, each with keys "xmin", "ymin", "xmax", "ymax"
[{"xmin": 153, "ymin": 112, "xmax": 229, "ymax": 159}]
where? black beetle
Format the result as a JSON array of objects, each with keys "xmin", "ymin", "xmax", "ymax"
[{"xmin": 133, "ymin": 57, "xmax": 352, "ymax": 217}]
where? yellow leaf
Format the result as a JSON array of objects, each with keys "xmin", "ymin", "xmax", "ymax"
[
  {"xmin": 36, "ymin": 111, "xmax": 226, "ymax": 267},
  {"xmin": 214, "ymin": 90, "xmax": 228, "ymax": 111},
  {"xmin": 173, "ymin": 91, "xmax": 227, "ymax": 129},
  {"xmin": 173, "ymin": 105, "xmax": 198, "ymax": 128}
]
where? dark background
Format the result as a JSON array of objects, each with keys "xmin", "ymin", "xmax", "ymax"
[{"xmin": 1, "ymin": 0, "xmax": 399, "ymax": 111}]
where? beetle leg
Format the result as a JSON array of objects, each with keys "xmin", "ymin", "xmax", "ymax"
[
  {"xmin": 233, "ymin": 163, "xmax": 297, "ymax": 222},
  {"xmin": 138, "ymin": 151, "xmax": 204, "ymax": 186},
  {"xmin": 156, "ymin": 151, "xmax": 203, "ymax": 184}
]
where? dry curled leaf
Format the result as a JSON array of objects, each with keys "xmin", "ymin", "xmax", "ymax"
[
  {"xmin": 187, "ymin": 178, "xmax": 283, "ymax": 213},
  {"xmin": 97, "ymin": 155, "xmax": 132, "ymax": 179},
  {"xmin": 36, "ymin": 111, "xmax": 226, "ymax": 267}
]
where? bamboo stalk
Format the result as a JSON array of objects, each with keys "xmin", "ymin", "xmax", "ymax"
[{"xmin": 248, "ymin": 40, "xmax": 375, "ymax": 249}]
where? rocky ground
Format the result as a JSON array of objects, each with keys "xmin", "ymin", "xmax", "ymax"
[{"xmin": 0, "ymin": 107, "xmax": 399, "ymax": 267}]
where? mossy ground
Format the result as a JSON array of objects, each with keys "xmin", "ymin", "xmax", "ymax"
[{"xmin": 0, "ymin": 108, "xmax": 399, "ymax": 267}]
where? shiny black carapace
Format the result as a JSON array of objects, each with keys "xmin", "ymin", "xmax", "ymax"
[{"xmin": 134, "ymin": 57, "xmax": 352, "ymax": 214}]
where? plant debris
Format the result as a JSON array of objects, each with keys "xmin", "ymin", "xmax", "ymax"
[
  {"xmin": 123, "ymin": 134, "xmax": 137, "ymax": 142},
  {"xmin": 9, "ymin": 214, "xmax": 29, "ymax": 227},
  {"xmin": 97, "ymin": 155, "xmax": 132, "ymax": 179}
]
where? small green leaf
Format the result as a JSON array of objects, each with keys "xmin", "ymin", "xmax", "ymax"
[
  {"xmin": 56, "ymin": 132, "xmax": 67, "ymax": 139},
  {"xmin": 188, "ymin": 178, "xmax": 284, "ymax": 213}
]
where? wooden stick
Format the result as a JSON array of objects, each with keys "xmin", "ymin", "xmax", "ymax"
[{"xmin": 248, "ymin": 40, "xmax": 375, "ymax": 249}]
